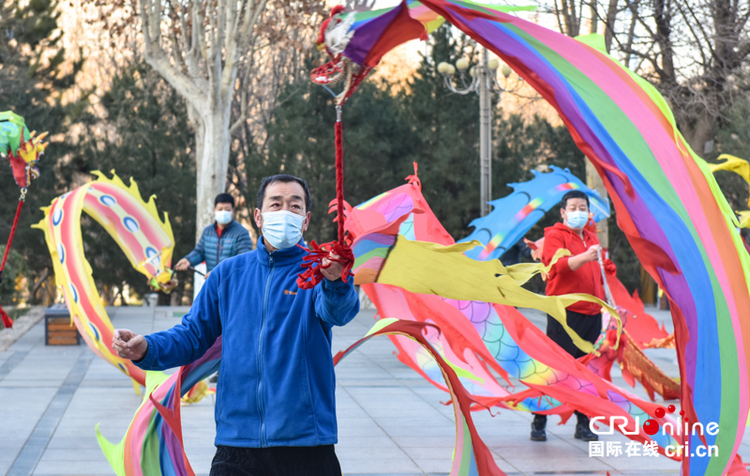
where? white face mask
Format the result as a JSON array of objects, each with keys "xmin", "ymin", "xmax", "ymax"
[
  {"xmin": 565, "ymin": 210, "xmax": 589, "ymax": 229},
  {"xmin": 215, "ymin": 210, "xmax": 232, "ymax": 225},
  {"xmin": 262, "ymin": 210, "xmax": 305, "ymax": 250}
]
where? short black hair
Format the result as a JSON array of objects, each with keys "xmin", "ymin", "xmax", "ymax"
[
  {"xmin": 561, "ymin": 190, "xmax": 589, "ymax": 209},
  {"xmin": 257, "ymin": 174, "xmax": 312, "ymax": 212},
  {"xmin": 215, "ymin": 193, "xmax": 235, "ymax": 208}
]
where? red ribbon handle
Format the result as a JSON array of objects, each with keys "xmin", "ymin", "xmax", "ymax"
[{"xmin": 296, "ymin": 106, "xmax": 354, "ymax": 290}]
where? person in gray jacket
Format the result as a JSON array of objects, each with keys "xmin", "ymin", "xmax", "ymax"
[{"xmin": 174, "ymin": 193, "xmax": 253, "ymax": 273}]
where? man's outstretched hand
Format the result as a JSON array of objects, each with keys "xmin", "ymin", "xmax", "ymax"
[
  {"xmin": 112, "ymin": 329, "xmax": 148, "ymax": 361},
  {"xmin": 174, "ymin": 258, "xmax": 191, "ymax": 271},
  {"xmin": 320, "ymin": 252, "xmax": 344, "ymax": 281}
]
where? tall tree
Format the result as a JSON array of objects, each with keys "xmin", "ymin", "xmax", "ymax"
[
  {"xmin": 541, "ymin": 0, "xmax": 750, "ymax": 292},
  {"xmin": 91, "ymin": 0, "xmax": 326, "ymax": 237},
  {"xmin": 611, "ymin": 0, "xmax": 750, "ymax": 153},
  {"xmin": 546, "ymin": 0, "xmax": 750, "ymax": 154}
]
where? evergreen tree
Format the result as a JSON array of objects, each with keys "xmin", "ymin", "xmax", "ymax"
[
  {"xmin": 399, "ymin": 25, "xmax": 481, "ymax": 240},
  {"xmin": 245, "ymin": 59, "xmax": 409, "ymax": 244},
  {"xmin": 0, "ymin": 0, "xmax": 84, "ymax": 303},
  {"xmin": 399, "ymin": 26, "xmax": 585, "ymax": 242},
  {"xmin": 72, "ymin": 61, "xmax": 196, "ymax": 304},
  {"xmin": 495, "ymin": 112, "xmax": 584, "ymax": 222}
]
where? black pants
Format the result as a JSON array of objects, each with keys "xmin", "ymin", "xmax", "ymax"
[
  {"xmin": 209, "ymin": 445, "xmax": 342, "ymax": 476},
  {"xmin": 534, "ymin": 310, "xmax": 602, "ymax": 425},
  {"xmin": 545, "ymin": 310, "xmax": 602, "ymax": 359}
]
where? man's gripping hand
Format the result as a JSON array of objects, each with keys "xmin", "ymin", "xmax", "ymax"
[
  {"xmin": 112, "ymin": 329, "xmax": 148, "ymax": 361},
  {"xmin": 583, "ymin": 245, "xmax": 600, "ymax": 263},
  {"xmin": 320, "ymin": 252, "xmax": 344, "ymax": 281}
]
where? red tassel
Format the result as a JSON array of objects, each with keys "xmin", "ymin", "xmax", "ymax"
[
  {"xmin": 296, "ymin": 240, "xmax": 354, "ymax": 290},
  {"xmin": 0, "ymin": 305, "xmax": 12, "ymax": 329}
]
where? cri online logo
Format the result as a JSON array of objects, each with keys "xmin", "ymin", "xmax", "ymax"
[
  {"xmin": 591, "ymin": 404, "xmax": 720, "ymax": 437},
  {"xmin": 643, "ymin": 404, "xmax": 678, "ymax": 435}
]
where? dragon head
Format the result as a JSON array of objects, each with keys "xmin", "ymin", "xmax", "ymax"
[
  {"xmin": 140, "ymin": 250, "xmax": 178, "ymax": 293},
  {"xmin": 1, "ymin": 111, "xmax": 47, "ymax": 189},
  {"xmin": 311, "ymin": 6, "xmax": 371, "ymax": 106},
  {"xmin": 149, "ymin": 269, "xmax": 178, "ymax": 294}
]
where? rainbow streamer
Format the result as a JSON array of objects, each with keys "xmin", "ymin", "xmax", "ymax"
[
  {"xmin": 99, "ymin": 178, "xmax": 681, "ymax": 474},
  {"xmin": 329, "ymin": 1, "xmax": 534, "ymax": 68},
  {"xmin": 96, "ymin": 340, "xmax": 221, "ymax": 476},
  {"xmin": 322, "ymin": 1, "xmax": 750, "ymax": 472},
  {"xmin": 417, "ymin": 4, "xmax": 749, "ymax": 474}
]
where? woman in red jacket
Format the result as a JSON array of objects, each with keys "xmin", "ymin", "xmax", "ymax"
[{"xmin": 531, "ymin": 190, "xmax": 604, "ymax": 443}]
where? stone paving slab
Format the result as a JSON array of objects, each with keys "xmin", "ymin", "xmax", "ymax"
[
  {"xmin": 0, "ymin": 303, "xmax": 705, "ymax": 475},
  {"xmin": 0, "ymin": 307, "xmax": 45, "ymax": 353}
]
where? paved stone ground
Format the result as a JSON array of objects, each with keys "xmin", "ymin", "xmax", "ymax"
[{"xmin": 1, "ymin": 303, "xmax": 748, "ymax": 475}]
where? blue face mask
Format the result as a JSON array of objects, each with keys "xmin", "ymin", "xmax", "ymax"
[
  {"xmin": 565, "ymin": 210, "xmax": 589, "ymax": 229},
  {"xmin": 262, "ymin": 210, "xmax": 305, "ymax": 250},
  {"xmin": 215, "ymin": 210, "xmax": 232, "ymax": 225}
]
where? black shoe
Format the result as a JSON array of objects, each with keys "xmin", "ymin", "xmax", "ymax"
[
  {"xmin": 530, "ymin": 419, "xmax": 547, "ymax": 441},
  {"xmin": 574, "ymin": 423, "xmax": 598, "ymax": 441},
  {"xmin": 208, "ymin": 372, "xmax": 219, "ymax": 384}
]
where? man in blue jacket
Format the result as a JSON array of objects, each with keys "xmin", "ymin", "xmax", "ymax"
[
  {"xmin": 112, "ymin": 175, "xmax": 360, "ymax": 476},
  {"xmin": 174, "ymin": 193, "xmax": 253, "ymax": 273}
]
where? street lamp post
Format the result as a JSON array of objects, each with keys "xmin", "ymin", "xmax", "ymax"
[
  {"xmin": 438, "ymin": 48, "xmax": 516, "ymax": 217},
  {"xmin": 478, "ymin": 48, "xmax": 492, "ymax": 218}
]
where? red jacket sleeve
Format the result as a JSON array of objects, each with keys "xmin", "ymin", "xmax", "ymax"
[{"xmin": 542, "ymin": 230, "xmax": 570, "ymax": 278}]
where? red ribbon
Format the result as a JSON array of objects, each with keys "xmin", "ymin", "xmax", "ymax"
[
  {"xmin": 0, "ymin": 198, "xmax": 24, "ymax": 329},
  {"xmin": 296, "ymin": 108, "xmax": 354, "ymax": 289}
]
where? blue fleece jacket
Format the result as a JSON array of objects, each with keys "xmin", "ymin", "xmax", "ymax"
[
  {"xmin": 135, "ymin": 238, "xmax": 360, "ymax": 448},
  {"xmin": 184, "ymin": 220, "xmax": 253, "ymax": 272}
]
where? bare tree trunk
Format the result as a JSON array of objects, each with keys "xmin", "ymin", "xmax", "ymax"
[
  {"xmin": 653, "ymin": 0, "xmax": 675, "ymax": 82},
  {"xmin": 622, "ymin": 0, "xmax": 639, "ymax": 68},
  {"xmin": 44, "ymin": 275, "xmax": 57, "ymax": 306},
  {"xmin": 196, "ymin": 104, "xmax": 233, "ymax": 233},
  {"xmin": 559, "ymin": 0, "xmax": 581, "ymax": 36},
  {"xmin": 589, "ymin": 1, "xmax": 598, "ymax": 34},
  {"xmin": 30, "ymin": 268, "xmax": 49, "ymax": 305},
  {"xmin": 604, "ymin": 0, "xmax": 619, "ymax": 52},
  {"xmin": 187, "ymin": 106, "xmax": 205, "ymax": 239},
  {"xmin": 552, "ymin": 0, "xmax": 610, "ymax": 247},
  {"xmin": 683, "ymin": 111, "xmax": 716, "ymax": 157},
  {"xmin": 588, "ymin": 0, "xmax": 614, "ymax": 248},
  {"xmin": 135, "ymin": 0, "xmax": 273, "ymax": 239}
]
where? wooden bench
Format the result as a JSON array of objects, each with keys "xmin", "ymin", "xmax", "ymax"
[{"xmin": 45, "ymin": 306, "xmax": 80, "ymax": 346}]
